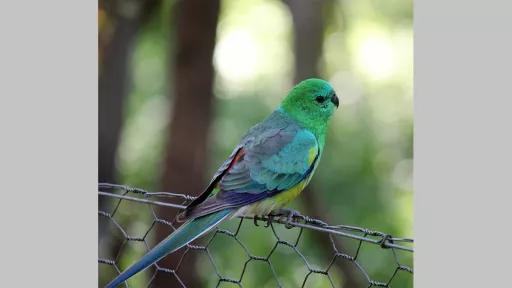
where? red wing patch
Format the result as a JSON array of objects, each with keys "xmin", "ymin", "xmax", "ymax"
[
  {"xmin": 177, "ymin": 147, "xmax": 245, "ymax": 222},
  {"xmin": 226, "ymin": 148, "xmax": 245, "ymax": 171}
]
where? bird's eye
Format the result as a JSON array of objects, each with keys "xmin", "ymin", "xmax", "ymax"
[{"xmin": 315, "ymin": 96, "xmax": 326, "ymax": 103}]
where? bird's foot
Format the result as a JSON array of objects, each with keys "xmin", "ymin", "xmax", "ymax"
[
  {"xmin": 269, "ymin": 208, "xmax": 306, "ymax": 229},
  {"xmin": 253, "ymin": 215, "xmax": 261, "ymax": 227},
  {"xmin": 263, "ymin": 214, "xmax": 273, "ymax": 227},
  {"xmin": 253, "ymin": 214, "xmax": 273, "ymax": 227},
  {"xmin": 267, "ymin": 208, "xmax": 329, "ymax": 228}
]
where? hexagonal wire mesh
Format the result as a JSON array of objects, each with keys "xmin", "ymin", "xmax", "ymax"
[{"xmin": 98, "ymin": 183, "xmax": 413, "ymax": 287}]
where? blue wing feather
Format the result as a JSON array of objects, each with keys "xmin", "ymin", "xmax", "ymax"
[{"xmin": 184, "ymin": 111, "xmax": 319, "ymax": 219}]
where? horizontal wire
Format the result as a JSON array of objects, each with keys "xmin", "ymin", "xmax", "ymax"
[
  {"xmin": 99, "ymin": 187, "xmax": 414, "ymax": 252},
  {"xmin": 99, "ymin": 191, "xmax": 188, "ymax": 210}
]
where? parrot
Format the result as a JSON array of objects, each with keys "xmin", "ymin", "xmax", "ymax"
[{"xmin": 106, "ymin": 78, "xmax": 339, "ymax": 288}]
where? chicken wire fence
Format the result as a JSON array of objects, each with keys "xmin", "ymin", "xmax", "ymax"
[{"xmin": 98, "ymin": 183, "xmax": 413, "ymax": 288}]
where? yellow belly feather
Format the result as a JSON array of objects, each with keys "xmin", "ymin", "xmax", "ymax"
[
  {"xmin": 233, "ymin": 146, "xmax": 318, "ymax": 218},
  {"xmin": 238, "ymin": 170, "xmax": 315, "ymax": 217}
]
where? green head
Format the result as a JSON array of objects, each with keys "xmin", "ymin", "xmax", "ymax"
[{"xmin": 280, "ymin": 78, "xmax": 339, "ymax": 135}]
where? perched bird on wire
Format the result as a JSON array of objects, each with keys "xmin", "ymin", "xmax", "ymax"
[{"xmin": 106, "ymin": 78, "xmax": 340, "ymax": 288}]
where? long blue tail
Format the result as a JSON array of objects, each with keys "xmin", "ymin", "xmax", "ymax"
[{"xmin": 105, "ymin": 209, "xmax": 234, "ymax": 288}]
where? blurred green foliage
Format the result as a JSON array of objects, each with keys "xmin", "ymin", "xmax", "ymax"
[{"xmin": 106, "ymin": 0, "xmax": 413, "ymax": 286}]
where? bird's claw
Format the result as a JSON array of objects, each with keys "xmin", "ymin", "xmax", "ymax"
[
  {"xmin": 268, "ymin": 208, "xmax": 305, "ymax": 229},
  {"xmin": 253, "ymin": 214, "xmax": 273, "ymax": 227},
  {"xmin": 253, "ymin": 215, "xmax": 260, "ymax": 227},
  {"xmin": 264, "ymin": 214, "xmax": 273, "ymax": 227},
  {"xmin": 256, "ymin": 209, "xmax": 326, "ymax": 229},
  {"xmin": 285, "ymin": 211, "xmax": 304, "ymax": 229}
]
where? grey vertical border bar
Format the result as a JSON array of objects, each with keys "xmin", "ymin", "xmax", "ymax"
[
  {"xmin": 0, "ymin": 1, "xmax": 98, "ymax": 287},
  {"xmin": 415, "ymin": 0, "xmax": 512, "ymax": 287}
]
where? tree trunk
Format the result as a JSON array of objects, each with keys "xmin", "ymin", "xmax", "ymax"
[
  {"xmin": 285, "ymin": 0, "xmax": 325, "ymax": 82},
  {"xmin": 155, "ymin": 0, "xmax": 220, "ymax": 287},
  {"xmin": 99, "ymin": 1, "xmax": 139, "ymax": 187},
  {"xmin": 284, "ymin": 0, "xmax": 363, "ymax": 286},
  {"xmin": 98, "ymin": 2, "xmax": 160, "ymax": 286},
  {"xmin": 98, "ymin": 0, "xmax": 160, "ymax": 207}
]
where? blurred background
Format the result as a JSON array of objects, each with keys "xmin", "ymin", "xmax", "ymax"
[{"xmin": 98, "ymin": 0, "xmax": 412, "ymax": 287}]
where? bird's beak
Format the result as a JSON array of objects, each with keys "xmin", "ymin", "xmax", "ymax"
[{"xmin": 331, "ymin": 94, "xmax": 339, "ymax": 108}]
